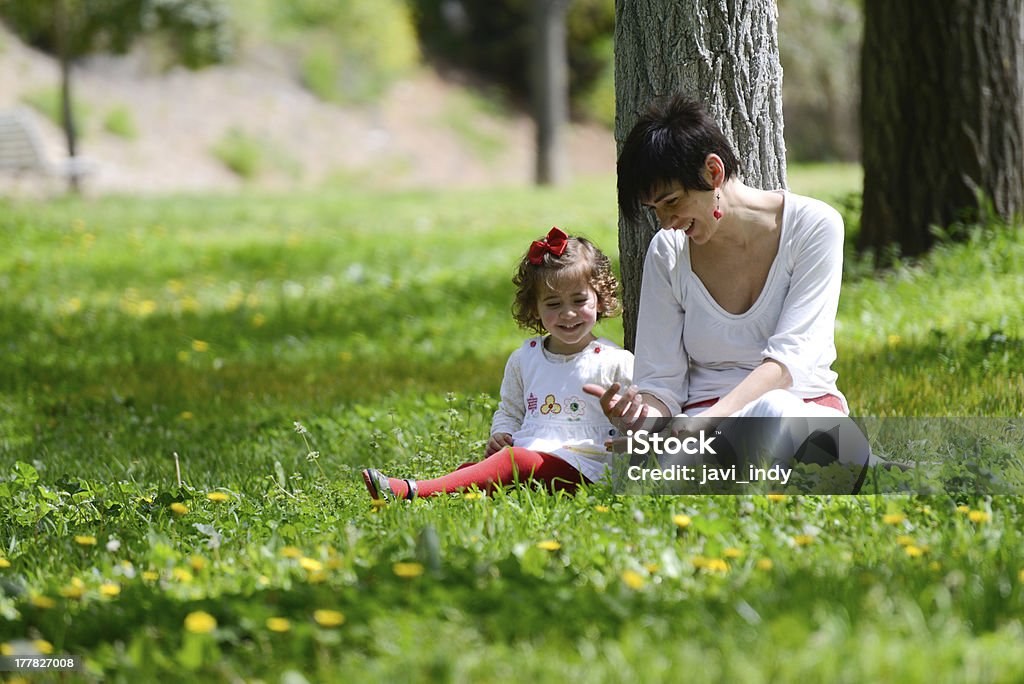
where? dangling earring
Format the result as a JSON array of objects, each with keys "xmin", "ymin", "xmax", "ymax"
[{"xmin": 713, "ymin": 192, "xmax": 723, "ymax": 220}]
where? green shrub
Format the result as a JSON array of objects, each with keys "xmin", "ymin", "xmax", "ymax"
[
  {"xmin": 287, "ymin": 0, "xmax": 419, "ymax": 102},
  {"xmin": 210, "ymin": 128, "xmax": 264, "ymax": 179},
  {"xmin": 103, "ymin": 106, "xmax": 138, "ymax": 139}
]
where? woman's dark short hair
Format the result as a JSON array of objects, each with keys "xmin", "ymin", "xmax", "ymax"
[{"xmin": 617, "ymin": 95, "xmax": 740, "ymax": 223}]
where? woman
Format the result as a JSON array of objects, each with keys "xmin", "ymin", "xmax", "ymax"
[{"xmin": 583, "ymin": 95, "xmax": 869, "ymax": 482}]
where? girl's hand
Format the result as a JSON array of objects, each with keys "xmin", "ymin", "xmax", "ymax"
[
  {"xmin": 486, "ymin": 432, "xmax": 514, "ymax": 457},
  {"xmin": 583, "ymin": 383, "xmax": 658, "ymax": 433}
]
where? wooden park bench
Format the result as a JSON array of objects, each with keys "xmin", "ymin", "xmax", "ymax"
[{"xmin": 0, "ymin": 108, "xmax": 95, "ymax": 189}]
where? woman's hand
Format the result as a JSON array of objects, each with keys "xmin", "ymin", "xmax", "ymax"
[
  {"xmin": 583, "ymin": 383, "xmax": 665, "ymax": 433},
  {"xmin": 486, "ymin": 432, "xmax": 514, "ymax": 457}
]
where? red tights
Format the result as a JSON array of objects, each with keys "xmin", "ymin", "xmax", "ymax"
[{"xmin": 386, "ymin": 447, "xmax": 588, "ymax": 498}]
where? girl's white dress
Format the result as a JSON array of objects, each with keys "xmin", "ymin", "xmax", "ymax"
[{"xmin": 490, "ymin": 336, "xmax": 634, "ymax": 483}]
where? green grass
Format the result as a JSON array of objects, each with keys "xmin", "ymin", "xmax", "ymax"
[
  {"xmin": 103, "ymin": 106, "xmax": 139, "ymax": 140},
  {"xmin": 1, "ymin": 171, "xmax": 1023, "ymax": 681}
]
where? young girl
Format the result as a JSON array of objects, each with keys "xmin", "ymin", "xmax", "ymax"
[{"xmin": 362, "ymin": 227, "xmax": 634, "ymax": 501}]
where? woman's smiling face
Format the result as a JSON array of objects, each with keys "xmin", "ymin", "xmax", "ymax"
[{"xmin": 643, "ymin": 182, "xmax": 717, "ymax": 243}]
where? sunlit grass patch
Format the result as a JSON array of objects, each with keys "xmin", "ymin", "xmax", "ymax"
[{"xmin": 1, "ymin": 172, "xmax": 1022, "ymax": 679}]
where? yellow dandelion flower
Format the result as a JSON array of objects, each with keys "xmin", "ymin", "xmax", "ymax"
[
  {"xmin": 621, "ymin": 570, "xmax": 646, "ymax": 590},
  {"xmin": 137, "ymin": 300, "xmax": 157, "ymax": 316},
  {"xmin": 188, "ymin": 556, "xmax": 207, "ymax": 572},
  {"xmin": 0, "ymin": 558, "xmax": 10, "ymax": 568},
  {"xmin": 756, "ymin": 558, "xmax": 774, "ymax": 571},
  {"xmin": 644, "ymin": 563, "xmax": 660, "ymax": 574},
  {"xmin": 793, "ymin": 534, "xmax": 815, "ymax": 547},
  {"xmin": 266, "ymin": 617, "xmax": 291, "ymax": 633},
  {"xmin": 74, "ymin": 535, "xmax": 97, "ymax": 546},
  {"xmin": 181, "ymin": 296, "xmax": 199, "ymax": 313},
  {"xmin": 251, "ymin": 313, "xmax": 267, "ymax": 328},
  {"xmin": 930, "ymin": 561, "xmax": 942, "ymax": 572},
  {"xmin": 33, "ymin": 639, "xmax": 53, "ymax": 655},
  {"xmin": 281, "ymin": 546, "xmax": 303, "ymax": 559},
  {"xmin": 299, "ymin": 557, "xmax": 323, "ymax": 573},
  {"xmin": 392, "ymin": 562, "xmax": 425, "ymax": 579},
  {"xmin": 1018, "ymin": 569, "xmax": 1024, "ymax": 583},
  {"xmin": 179, "ymin": 411, "xmax": 194, "ymax": 420},
  {"xmin": 206, "ymin": 492, "xmax": 230, "ymax": 502},
  {"xmin": 313, "ymin": 609, "xmax": 345, "ymax": 628},
  {"xmin": 370, "ymin": 498, "xmax": 387, "ymax": 510},
  {"xmin": 191, "ymin": 340, "xmax": 210, "ymax": 353},
  {"xmin": 672, "ymin": 514, "xmax": 692, "ymax": 529},
  {"xmin": 691, "ymin": 556, "xmax": 709, "ymax": 569},
  {"xmin": 895, "ymin": 535, "xmax": 916, "ymax": 546},
  {"xmin": 100, "ymin": 583, "xmax": 121, "ymax": 597},
  {"xmin": 463, "ymin": 492, "xmax": 482, "ymax": 501},
  {"xmin": 956, "ymin": 505, "xmax": 970, "ymax": 514},
  {"xmin": 142, "ymin": 571, "xmax": 160, "ymax": 582},
  {"xmin": 184, "ymin": 611, "xmax": 217, "ymax": 634},
  {"xmin": 306, "ymin": 570, "xmax": 328, "ymax": 584},
  {"xmin": 0, "ymin": 643, "xmax": 11, "ymax": 655},
  {"xmin": 882, "ymin": 513, "xmax": 906, "ymax": 525},
  {"xmin": 60, "ymin": 582, "xmax": 85, "ymax": 599},
  {"xmin": 31, "ymin": 595, "xmax": 56, "ymax": 609},
  {"xmin": 887, "ymin": 334, "xmax": 901, "ymax": 347},
  {"xmin": 595, "ymin": 505, "xmax": 610, "ymax": 513},
  {"xmin": 904, "ymin": 545, "xmax": 925, "ymax": 558},
  {"xmin": 173, "ymin": 568, "xmax": 194, "ymax": 583},
  {"xmin": 766, "ymin": 494, "xmax": 788, "ymax": 502},
  {"xmin": 968, "ymin": 510, "xmax": 991, "ymax": 523},
  {"xmin": 723, "ymin": 547, "xmax": 743, "ymax": 559},
  {"xmin": 177, "ymin": 350, "xmax": 191, "ymax": 363},
  {"xmin": 536, "ymin": 540, "xmax": 561, "ymax": 551},
  {"xmin": 707, "ymin": 558, "xmax": 730, "ymax": 573},
  {"xmin": 170, "ymin": 502, "xmax": 188, "ymax": 516}
]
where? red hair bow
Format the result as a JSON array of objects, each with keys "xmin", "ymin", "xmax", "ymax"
[{"xmin": 528, "ymin": 227, "xmax": 568, "ymax": 265}]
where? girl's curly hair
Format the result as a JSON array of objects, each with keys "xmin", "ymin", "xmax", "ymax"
[{"xmin": 512, "ymin": 232, "xmax": 621, "ymax": 334}]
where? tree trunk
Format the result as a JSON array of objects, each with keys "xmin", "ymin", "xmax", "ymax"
[
  {"xmin": 859, "ymin": 0, "xmax": 1024, "ymax": 259},
  {"xmin": 614, "ymin": 0, "xmax": 787, "ymax": 350},
  {"xmin": 532, "ymin": 0, "xmax": 571, "ymax": 186},
  {"xmin": 55, "ymin": 0, "xmax": 80, "ymax": 194}
]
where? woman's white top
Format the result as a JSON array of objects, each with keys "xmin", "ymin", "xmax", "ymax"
[
  {"xmin": 633, "ymin": 191, "xmax": 848, "ymax": 415},
  {"xmin": 491, "ymin": 336, "xmax": 634, "ymax": 483}
]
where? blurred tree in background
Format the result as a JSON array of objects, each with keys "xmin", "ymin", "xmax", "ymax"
[
  {"xmin": 0, "ymin": 0, "xmax": 232, "ymax": 191},
  {"xmin": 409, "ymin": 0, "xmax": 615, "ymax": 123},
  {"xmin": 778, "ymin": 0, "xmax": 861, "ymax": 162}
]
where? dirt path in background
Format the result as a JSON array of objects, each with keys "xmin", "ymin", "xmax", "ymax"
[{"xmin": 0, "ymin": 26, "xmax": 614, "ymax": 195}]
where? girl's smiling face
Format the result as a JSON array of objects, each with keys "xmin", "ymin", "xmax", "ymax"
[{"xmin": 537, "ymin": 277, "xmax": 599, "ymax": 354}]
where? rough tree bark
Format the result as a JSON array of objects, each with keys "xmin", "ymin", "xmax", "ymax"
[
  {"xmin": 532, "ymin": 0, "xmax": 571, "ymax": 186},
  {"xmin": 859, "ymin": 0, "xmax": 1024, "ymax": 259},
  {"xmin": 615, "ymin": 0, "xmax": 788, "ymax": 350}
]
